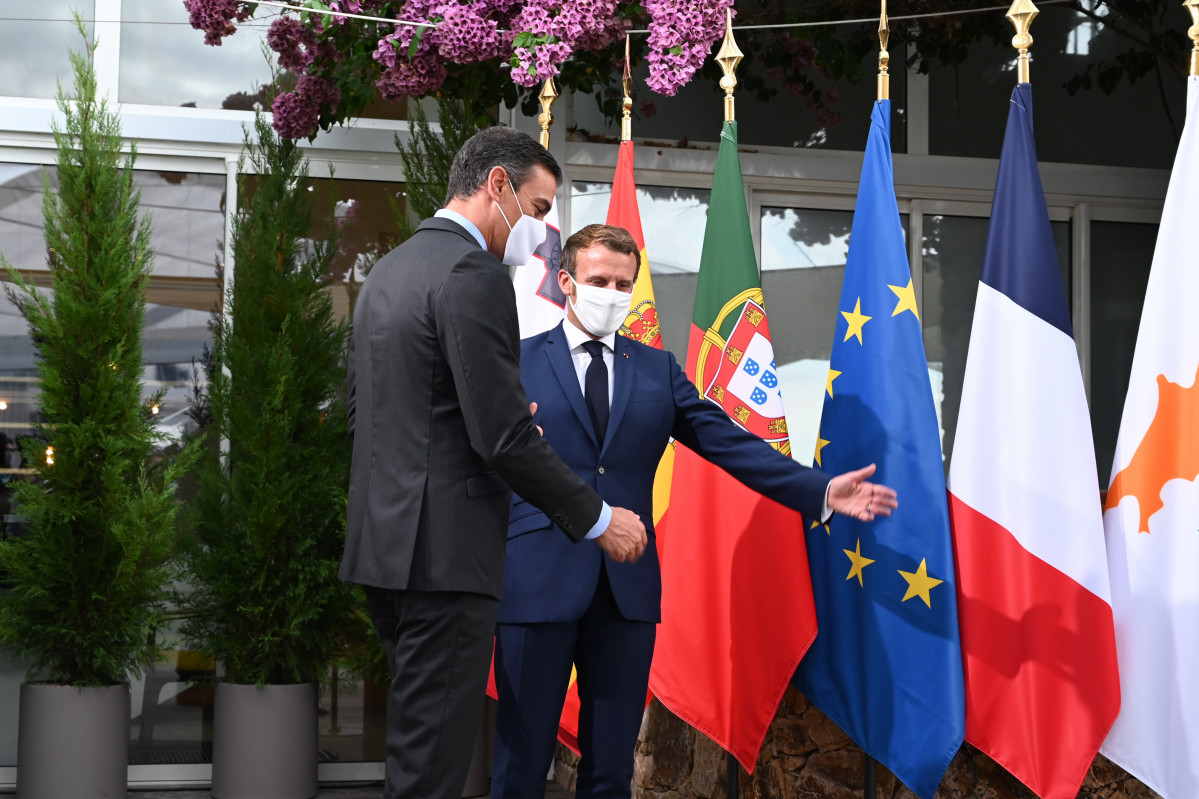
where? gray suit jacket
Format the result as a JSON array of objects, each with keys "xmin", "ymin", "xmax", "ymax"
[{"xmin": 340, "ymin": 217, "xmax": 603, "ymax": 599}]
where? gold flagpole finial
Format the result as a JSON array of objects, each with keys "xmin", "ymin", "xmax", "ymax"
[
  {"xmin": 715, "ymin": 7, "xmax": 743, "ymax": 123},
  {"xmin": 537, "ymin": 77, "xmax": 558, "ymax": 149},
  {"xmin": 1185, "ymin": 0, "xmax": 1199, "ymax": 77},
  {"xmin": 1007, "ymin": 0, "xmax": 1038, "ymax": 84},
  {"xmin": 878, "ymin": 0, "xmax": 890, "ymax": 101},
  {"xmin": 621, "ymin": 35, "xmax": 633, "ymax": 141}
]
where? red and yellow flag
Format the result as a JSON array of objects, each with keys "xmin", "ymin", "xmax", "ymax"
[{"xmin": 554, "ymin": 138, "xmax": 666, "ymax": 752}]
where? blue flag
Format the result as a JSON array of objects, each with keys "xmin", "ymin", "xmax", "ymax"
[{"xmin": 793, "ymin": 99, "xmax": 965, "ymax": 799}]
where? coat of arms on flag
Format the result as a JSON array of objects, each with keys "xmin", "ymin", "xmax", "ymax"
[{"xmin": 693, "ymin": 291, "xmax": 789, "ymax": 452}]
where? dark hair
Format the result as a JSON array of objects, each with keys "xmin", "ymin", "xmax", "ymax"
[
  {"xmin": 444, "ymin": 126, "xmax": 562, "ymax": 204},
  {"xmin": 560, "ymin": 224, "xmax": 641, "ymax": 281}
]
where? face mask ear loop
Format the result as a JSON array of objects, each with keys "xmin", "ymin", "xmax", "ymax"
[{"xmin": 507, "ymin": 178, "xmax": 527, "ymax": 220}]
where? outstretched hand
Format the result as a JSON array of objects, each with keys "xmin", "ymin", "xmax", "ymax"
[{"xmin": 827, "ymin": 463, "xmax": 898, "ymax": 522}]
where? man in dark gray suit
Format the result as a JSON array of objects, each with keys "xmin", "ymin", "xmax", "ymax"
[{"xmin": 341, "ymin": 127, "xmax": 648, "ymax": 799}]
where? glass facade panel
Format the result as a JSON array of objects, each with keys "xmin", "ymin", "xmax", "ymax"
[
  {"xmin": 120, "ymin": 4, "xmax": 275, "ymax": 109},
  {"xmin": 1090, "ymin": 221, "xmax": 1155, "ymax": 485},
  {"xmin": 922, "ymin": 214, "xmax": 1070, "ymax": 470},
  {"xmin": 0, "ymin": 164, "xmax": 223, "ymax": 766},
  {"xmin": 928, "ymin": 5, "xmax": 1185, "ymax": 168},
  {"xmin": 572, "ymin": 39, "xmax": 907, "ymax": 152},
  {"xmin": 760, "ymin": 207, "xmax": 851, "ymax": 465},
  {"xmin": 0, "ymin": 3, "xmax": 93, "ymax": 101}
]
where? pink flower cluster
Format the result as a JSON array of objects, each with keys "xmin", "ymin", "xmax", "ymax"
[
  {"xmin": 183, "ymin": 0, "xmax": 252, "ymax": 46},
  {"xmin": 373, "ymin": 24, "xmax": 449, "ymax": 101},
  {"xmin": 643, "ymin": 0, "xmax": 734, "ymax": 95},
  {"xmin": 267, "ymin": 16, "xmax": 317, "ymax": 72},
  {"xmin": 185, "ymin": 0, "xmax": 737, "ymax": 136},
  {"xmin": 272, "ymin": 76, "xmax": 342, "ymax": 139},
  {"xmin": 433, "ymin": 3, "xmax": 504, "ymax": 64}
]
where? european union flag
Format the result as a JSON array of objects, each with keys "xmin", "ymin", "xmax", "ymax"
[{"xmin": 793, "ymin": 99, "xmax": 965, "ymax": 799}]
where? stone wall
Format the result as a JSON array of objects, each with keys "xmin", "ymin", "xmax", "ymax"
[{"xmin": 554, "ymin": 687, "xmax": 1161, "ymax": 799}]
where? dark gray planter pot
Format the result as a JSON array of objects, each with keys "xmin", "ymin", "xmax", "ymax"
[
  {"xmin": 211, "ymin": 682, "xmax": 318, "ymax": 799},
  {"xmin": 17, "ymin": 682, "xmax": 129, "ymax": 799}
]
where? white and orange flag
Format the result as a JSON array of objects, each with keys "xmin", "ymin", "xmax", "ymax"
[
  {"xmin": 1100, "ymin": 74, "xmax": 1199, "ymax": 799},
  {"xmin": 553, "ymin": 137, "xmax": 665, "ymax": 753}
]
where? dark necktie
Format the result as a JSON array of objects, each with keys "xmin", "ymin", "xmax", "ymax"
[{"xmin": 582, "ymin": 340, "xmax": 609, "ymax": 444}]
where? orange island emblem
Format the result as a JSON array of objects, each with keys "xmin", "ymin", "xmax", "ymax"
[{"xmin": 1105, "ymin": 362, "xmax": 1199, "ymax": 534}]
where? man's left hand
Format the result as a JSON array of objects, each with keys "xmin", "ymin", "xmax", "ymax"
[{"xmin": 827, "ymin": 463, "xmax": 898, "ymax": 522}]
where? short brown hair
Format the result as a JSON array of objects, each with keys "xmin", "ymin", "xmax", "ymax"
[{"xmin": 560, "ymin": 224, "xmax": 641, "ymax": 280}]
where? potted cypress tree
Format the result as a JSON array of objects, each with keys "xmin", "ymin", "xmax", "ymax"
[
  {"xmin": 0, "ymin": 24, "xmax": 195, "ymax": 799},
  {"xmin": 182, "ymin": 113, "xmax": 355, "ymax": 799}
]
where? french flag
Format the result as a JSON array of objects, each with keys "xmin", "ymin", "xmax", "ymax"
[{"xmin": 946, "ymin": 84, "xmax": 1120, "ymax": 799}]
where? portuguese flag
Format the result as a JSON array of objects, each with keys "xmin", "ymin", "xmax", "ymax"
[{"xmin": 648, "ymin": 121, "xmax": 818, "ymax": 771}]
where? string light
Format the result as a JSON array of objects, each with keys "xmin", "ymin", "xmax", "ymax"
[
  {"xmin": 45, "ymin": 446, "xmax": 54, "ymax": 466},
  {"xmin": 150, "ymin": 404, "xmax": 161, "ymax": 415},
  {"xmin": 0, "ymin": 401, "xmax": 7, "ymax": 410}
]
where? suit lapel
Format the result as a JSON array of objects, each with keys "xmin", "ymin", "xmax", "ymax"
[
  {"xmin": 545, "ymin": 324, "xmax": 599, "ymax": 448},
  {"xmin": 604, "ymin": 335, "xmax": 635, "ymax": 456}
]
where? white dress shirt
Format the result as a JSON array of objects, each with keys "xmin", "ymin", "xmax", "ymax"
[{"xmin": 562, "ymin": 319, "xmax": 615, "ymax": 405}]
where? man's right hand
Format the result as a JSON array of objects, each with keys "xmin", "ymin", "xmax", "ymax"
[{"xmin": 595, "ymin": 507, "xmax": 647, "ymax": 563}]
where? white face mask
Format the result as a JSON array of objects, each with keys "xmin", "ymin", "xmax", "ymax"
[
  {"xmin": 568, "ymin": 274, "xmax": 633, "ymax": 338},
  {"xmin": 494, "ymin": 178, "xmax": 548, "ymax": 266}
]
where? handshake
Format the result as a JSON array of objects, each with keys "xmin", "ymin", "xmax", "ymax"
[{"xmin": 595, "ymin": 507, "xmax": 647, "ymax": 563}]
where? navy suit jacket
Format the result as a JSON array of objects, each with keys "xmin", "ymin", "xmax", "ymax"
[{"xmin": 498, "ymin": 322, "xmax": 832, "ymax": 625}]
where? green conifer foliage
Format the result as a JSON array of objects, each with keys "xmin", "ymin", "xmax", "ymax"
[
  {"xmin": 0, "ymin": 26, "xmax": 194, "ymax": 687},
  {"xmin": 183, "ymin": 115, "xmax": 354, "ymax": 686}
]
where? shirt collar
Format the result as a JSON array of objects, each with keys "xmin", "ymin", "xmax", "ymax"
[
  {"xmin": 434, "ymin": 208, "xmax": 487, "ymax": 250},
  {"xmin": 562, "ymin": 319, "xmax": 616, "ymax": 353}
]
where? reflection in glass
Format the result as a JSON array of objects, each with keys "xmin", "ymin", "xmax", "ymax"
[
  {"xmin": 1090, "ymin": 221, "xmax": 1155, "ymax": 484},
  {"xmin": 928, "ymin": 6, "xmax": 1185, "ymax": 168},
  {"xmin": 571, "ymin": 182, "xmax": 710, "ymax": 357},
  {"xmin": 759, "ymin": 207, "xmax": 852, "ymax": 464},
  {"xmin": 923, "ymin": 214, "xmax": 1070, "ymax": 470},
  {"xmin": 0, "ymin": 2, "xmax": 93, "ymax": 101},
  {"xmin": 0, "ymin": 164, "xmax": 222, "ymax": 767},
  {"xmin": 120, "ymin": 4, "xmax": 274, "ymax": 109}
]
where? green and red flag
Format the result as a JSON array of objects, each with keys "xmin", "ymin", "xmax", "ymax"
[{"xmin": 648, "ymin": 121, "xmax": 818, "ymax": 770}]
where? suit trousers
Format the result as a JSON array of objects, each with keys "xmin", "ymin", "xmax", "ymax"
[
  {"xmin": 491, "ymin": 565, "xmax": 656, "ymax": 799},
  {"xmin": 365, "ymin": 586, "xmax": 499, "ymax": 799}
]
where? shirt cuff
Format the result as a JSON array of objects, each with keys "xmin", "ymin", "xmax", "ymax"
[
  {"xmin": 584, "ymin": 502, "xmax": 613, "ymax": 540},
  {"xmin": 821, "ymin": 484, "xmax": 834, "ymax": 524}
]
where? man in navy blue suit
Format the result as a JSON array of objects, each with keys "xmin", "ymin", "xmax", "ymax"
[{"xmin": 491, "ymin": 224, "xmax": 897, "ymax": 799}]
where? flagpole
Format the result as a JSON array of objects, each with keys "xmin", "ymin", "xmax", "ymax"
[
  {"xmin": 877, "ymin": 0, "xmax": 889, "ymax": 101},
  {"xmin": 715, "ymin": 7, "xmax": 743, "ymax": 124},
  {"xmin": 861, "ymin": 5, "xmax": 889, "ymax": 797},
  {"xmin": 714, "ymin": 11, "xmax": 743, "ymax": 794},
  {"xmin": 1187, "ymin": 0, "xmax": 1199, "ymax": 77},
  {"xmin": 1007, "ymin": 0, "xmax": 1038, "ymax": 84},
  {"xmin": 621, "ymin": 35, "xmax": 634, "ymax": 141},
  {"xmin": 537, "ymin": 77, "xmax": 558, "ymax": 149}
]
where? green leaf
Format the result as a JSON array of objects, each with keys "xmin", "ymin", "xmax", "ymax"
[{"xmin": 407, "ymin": 25, "xmax": 426, "ymax": 61}]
